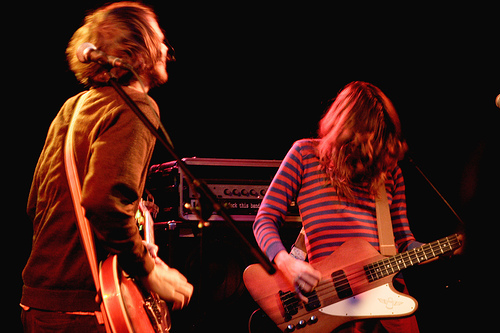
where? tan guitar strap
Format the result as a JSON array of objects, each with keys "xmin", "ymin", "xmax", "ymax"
[
  {"xmin": 290, "ymin": 227, "xmax": 307, "ymax": 261},
  {"xmin": 290, "ymin": 182, "xmax": 397, "ymax": 260},
  {"xmin": 64, "ymin": 92, "xmax": 108, "ymax": 328},
  {"xmin": 375, "ymin": 183, "xmax": 397, "ymax": 256}
]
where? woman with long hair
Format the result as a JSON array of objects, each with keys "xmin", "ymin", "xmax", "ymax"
[{"xmin": 254, "ymin": 81, "xmax": 421, "ymax": 332}]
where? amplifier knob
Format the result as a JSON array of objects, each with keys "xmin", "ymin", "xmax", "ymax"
[
  {"xmin": 223, "ymin": 189, "xmax": 232, "ymax": 196},
  {"xmin": 241, "ymin": 189, "xmax": 249, "ymax": 196},
  {"xmin": 249, "ymin": 189, "xmax": 258, "ymax": 197},
  {"xmin": 232, "ymin": 189, "xmax": 241, "ymax": 196},
  {"xmin": 260, "ymin": 189, "xmax": 267, "ymax": 197}
]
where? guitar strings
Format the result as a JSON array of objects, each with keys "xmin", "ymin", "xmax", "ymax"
[
  {"xmin": 280, "ymin": 236, "xmax": 461, "ymax": 308},
  {"xmin": 275, "ymin": 236, "xmax": 461, "ymax": 312},
  {"xmin": 268, "ymin": 236, "xmax": 461, "ymax": 323},
  {"xmin": 277, "ymin": 236, "xmax": 460, "ymax": 306}
]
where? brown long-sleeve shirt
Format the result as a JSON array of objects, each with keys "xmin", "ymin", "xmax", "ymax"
[{"xmin": 22, "ymin": 86, "xmax": 158, "ymax": 312}]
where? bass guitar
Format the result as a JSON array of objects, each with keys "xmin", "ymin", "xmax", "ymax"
[
  {"xmin": 244, "ymin": 234, "xmax": 461, "ymax": 333},
  {"xmin": 99, "ymin": 199, "xmax": 171, "ymax": 333}
]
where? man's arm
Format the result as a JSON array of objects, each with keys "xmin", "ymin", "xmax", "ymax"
[{"xmin": 81, "ymin": 100, "xmax": 157, "ymax": 277}]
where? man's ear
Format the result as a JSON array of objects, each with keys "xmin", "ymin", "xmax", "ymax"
[{"xmin": 92, "ymin": 71, "xmax": 111, "ymax": 83}]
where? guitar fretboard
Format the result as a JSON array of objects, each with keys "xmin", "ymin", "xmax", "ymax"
[{"xmin": 364, "ymin": 234, "xmax": 461, "ymax": 282}]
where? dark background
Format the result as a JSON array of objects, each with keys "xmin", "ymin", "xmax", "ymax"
[{"xmin": 9, "ymin": 1, "xmax": 498, "ymax": 332}]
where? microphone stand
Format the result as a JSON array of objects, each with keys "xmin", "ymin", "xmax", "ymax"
[
  {"xmin": 107, "ymin": 77, "xmax": 276, "ymax": 276},
  {"xmin": 405, "ymin": 155, "xmax": 466, "ymax": 230}
]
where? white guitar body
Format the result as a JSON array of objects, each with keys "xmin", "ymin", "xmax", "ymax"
[{"xmin": 319, "ymin": 283, "xmax": 416, "ymax": 318}]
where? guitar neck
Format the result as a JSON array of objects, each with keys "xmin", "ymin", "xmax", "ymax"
[{"xmin": 365, "ymin": 234, "xmax": 461, "ymax": 282}]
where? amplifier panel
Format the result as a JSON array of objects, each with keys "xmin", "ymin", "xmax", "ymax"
[{"xmin": 147, "ymin": 158, "xmax": 300, "ymax": 223}]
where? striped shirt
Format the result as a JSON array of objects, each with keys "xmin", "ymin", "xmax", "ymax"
[{"xmin": 253, "ymin": 139, "xmax": 421, "ymax": 264}]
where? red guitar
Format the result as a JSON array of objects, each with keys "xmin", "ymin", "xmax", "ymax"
[
  {"xmin": 244, "ymin": 234, "xmax": 461, "ymax": 333},
  {"xmin": 99, "ymin": 199, "xmax": 171, "ymax": 333}
]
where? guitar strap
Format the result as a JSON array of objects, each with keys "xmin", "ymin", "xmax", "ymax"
[
  {"xmin": 289, "ymin": 227, "xmax": 307, "ymax": 261},
  {"xmin": 375, "ymin": 183, "xmax": 397, "ymax": 256},
  {"xmin": 63, "ymin": 92, "xmax": 110, "ymax": 330},
  {"xmin": 290, "ymin": 182, "xmax": 397, "ymax": 260}
]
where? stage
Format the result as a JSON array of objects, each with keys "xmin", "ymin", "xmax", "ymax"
[{"xmin": 9, "ymin": 1, "xmax": 498, "ymax": 332}]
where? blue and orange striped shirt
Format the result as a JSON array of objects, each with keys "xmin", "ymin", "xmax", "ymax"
[{"xmin": 253, "ymin": 139, "xmax": 421, "ymax": 264}]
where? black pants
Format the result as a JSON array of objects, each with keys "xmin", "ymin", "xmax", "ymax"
[{"xmin": 21, "ymin": 308, "xmax": 106, "ymax": 333}]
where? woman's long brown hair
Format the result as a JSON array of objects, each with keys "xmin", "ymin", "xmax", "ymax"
[{"xmin": 317, "ymin": 81, "xmax": 407, "ymax": 198}]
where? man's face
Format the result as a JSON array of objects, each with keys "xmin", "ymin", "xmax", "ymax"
[{"xmin": 148, "ymin": 17, "xmax": 169, "ymax": 86}]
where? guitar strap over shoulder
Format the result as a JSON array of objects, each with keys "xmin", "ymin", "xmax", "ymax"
[
  {"xmin": 375, "ymin": 183, "xmax": 397, "ymax": 256},
  {"xmin": 64, "ymin": 92, "xmax": 109, "ymax": 329},
  {"xmin": 64, "ymin": 92, "xmax": 99, "ymax": 286},
  {"xmin": 290, "ymin": 183, "xmax": 397, "ymax": 260}
]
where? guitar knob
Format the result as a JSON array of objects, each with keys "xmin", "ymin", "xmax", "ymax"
[
  {"xmin": 308, "ymin": 315, "xmax": 318, "ymax": 325},
  {"xmin": 297, "ymin": 319, "xmax": 306, "ymax": 328},
  {"xmin": 285, "ymin": 324, "xmax": 295, "ymax": 332}
]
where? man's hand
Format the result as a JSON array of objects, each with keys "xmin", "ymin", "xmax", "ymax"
[
  {"xmin": 140, "ymin": 256, "xmax": 193, "ymax": 310},
  {"xmin": 453, "ymin": 233, "xmax": 465, "ymax": 256},
  {"xmin": 143, "ymin": 241, "xmax": 159, "ymax": 259}
]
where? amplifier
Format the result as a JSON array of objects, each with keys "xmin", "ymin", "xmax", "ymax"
[{"xmin": 146, "ymin": 158, "xmax": 300, "ymax": 223}]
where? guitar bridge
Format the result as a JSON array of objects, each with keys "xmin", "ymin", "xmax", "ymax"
[
  {"xmin": 279, "ymin": 288, "xmax": 321, "ymax": 322},
  {"xmin": 143, "ymin": 294, "xmax": 171, "ymax": 333},
  {"xmin": 279, "ymin": 290, "xmax": 298, "ymax": 321}
]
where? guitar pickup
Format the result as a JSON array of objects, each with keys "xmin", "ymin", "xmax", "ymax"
[
  {"xmin": 303, "ymin": 290, "xmax": 321, "ymax": 311},
  {"xmin": 331, "ymin": 269, "xmax": 353, "ymax": 299}
]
